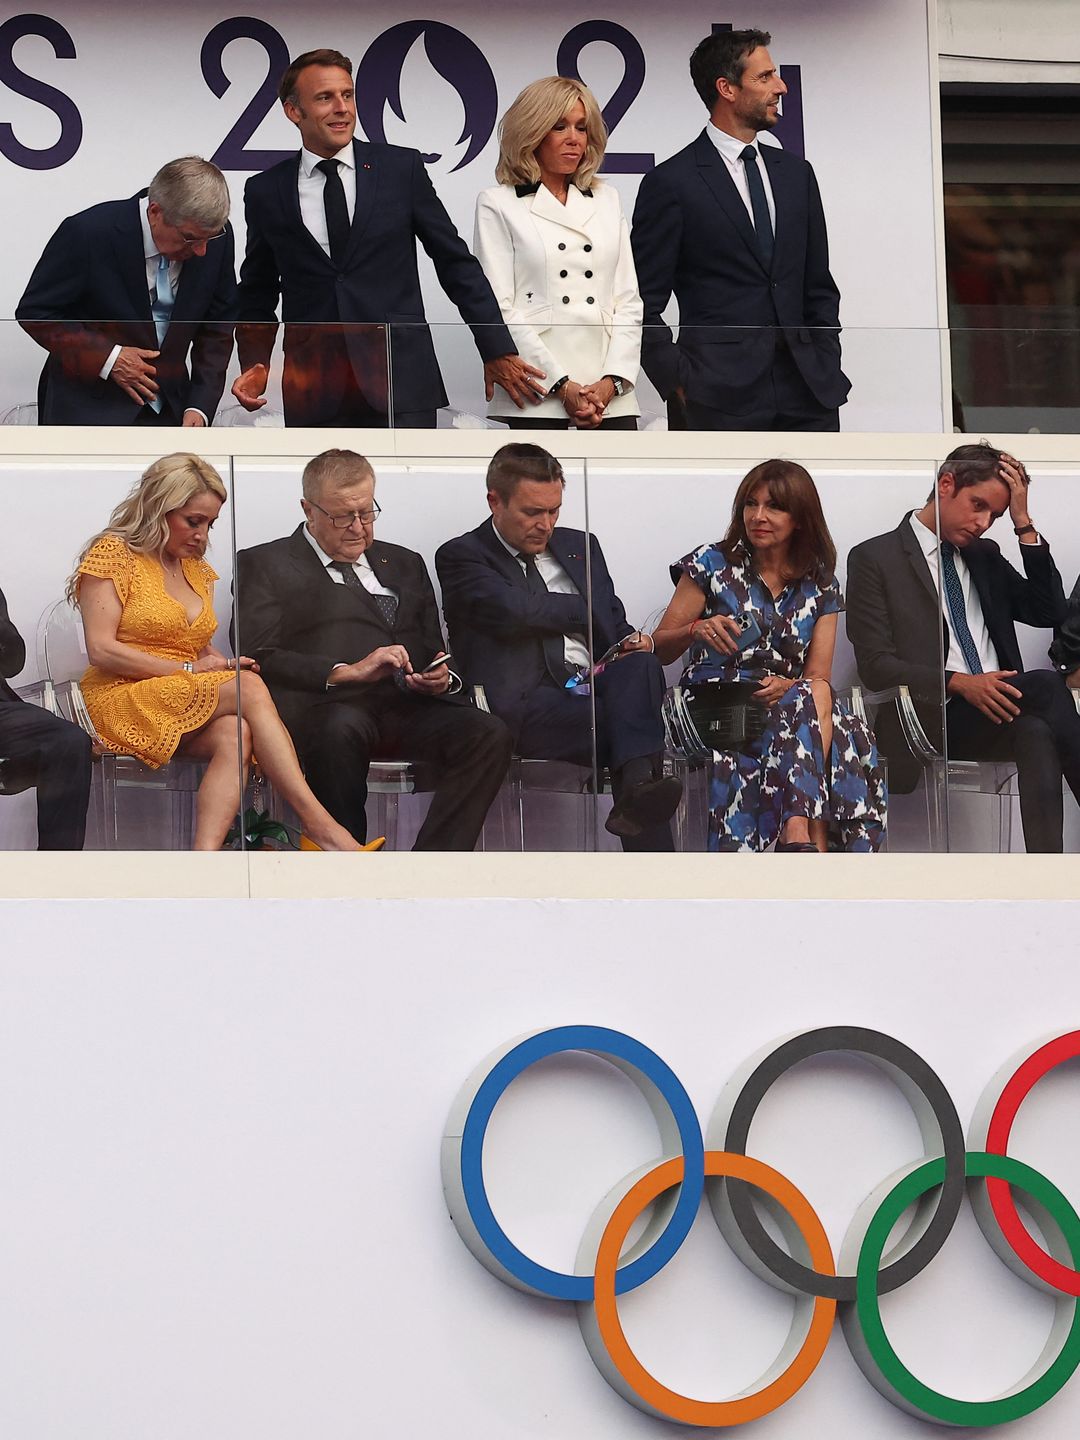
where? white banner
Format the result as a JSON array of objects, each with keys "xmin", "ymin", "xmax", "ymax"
[{"xmin": 0, "ymin": 1, "xmax": 943, "ymax": 427}]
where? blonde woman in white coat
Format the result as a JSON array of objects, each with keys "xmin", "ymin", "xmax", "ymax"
[{"xmin": 474, "ymin": 76, "xmax": 643, "ymax": 429}]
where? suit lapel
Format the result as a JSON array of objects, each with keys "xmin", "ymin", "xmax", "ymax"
[
  {"xmin": 281, "ymin": 154, "xmax": 337, "ymax": 269},
  {"xmin": 480, "ymin": 518, "xmax": 530, "ymax": 586},
  {"xmin": 693, "ymin": 131, "xmax": 769, "ymax": 276},
  {"xmin": 898, "ymin": 515, "xmax": 940, "ymax": 606},
  {"xmin": 759, "ymin": 145, "xmax": 794, "ymax": 268},
  {"xmin": 528, "ymin": 182, "xmax": 595, "ymax": 239},
  {"xmin": 288, "ymin": 527, "xmax": 396, "ymax": 632},
  {"xmin": 344, "ymin": 141, "xmax": 380, "ymax": 263},
  {"xmin": 117, "ymin": 195, "xmax": 154, "ymax": 324}
]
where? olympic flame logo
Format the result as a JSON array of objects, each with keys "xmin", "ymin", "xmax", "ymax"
[{"xmin": 441, "ymin": 1025, "xmax": 1080, "ymax": 1428}]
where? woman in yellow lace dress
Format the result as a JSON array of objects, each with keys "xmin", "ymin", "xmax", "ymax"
[{"xmin": 68, "ymin": 453, "xmax": 364, "ymax": 851}]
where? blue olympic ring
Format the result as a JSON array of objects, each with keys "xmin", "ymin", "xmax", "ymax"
[{"xmin": 455, "ymin": 1025, "xmax": 704, "ymax": 1300}]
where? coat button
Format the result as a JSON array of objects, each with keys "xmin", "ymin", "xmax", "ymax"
[
  {"xmin": 584, "ymin": 270, "xmax": 593, "ymax": 278},
  {"xmin": 558, "ymin": 242, "xmax": 566, "ymax": 250},
  {"xmin": 583, "ymin": 243, "xmax": 592, "ymax": 252},
  {"xmin": 586, "ymin": 296, "xmax": 595, "ymax": 304},
  {"xmin": 562, "ymin": 296, "xmax": 570, "ymax": 303},
  {"xmin": 559, "ymin": 269, "xmax": 567, "ymax": 278}
]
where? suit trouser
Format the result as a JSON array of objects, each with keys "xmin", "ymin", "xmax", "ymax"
[
  {"xmin": 946, "ymin": 669, "xmax": 1080, "ymax": 852},
  {"xmin": 514, "ymin": 651, "xmax": 675, "ymax": 853},
  {"xmin": 298, "ymin": 692, "xmax": 512, "ymax": 850},
  {"xmin": 680, "ymin": 345, "xmax": 840, "ymax": 432},
  {"xmin": 0, "ymin": 701, "xmax": 92, "ymax": 849},
  {"xmin": 287, "ymin": 349, "xmax": 436, "ymax": 429}
]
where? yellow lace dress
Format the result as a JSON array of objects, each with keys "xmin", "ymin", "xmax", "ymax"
[{"xmin": 77, "ymin": 535, "xmax": 234, "ymax": 768}]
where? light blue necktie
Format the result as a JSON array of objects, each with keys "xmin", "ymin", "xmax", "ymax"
[
  {"xmin": 149, "ymin": 254, "xmax": 174, "ymax": 415},
  {"xmin": 940, "ymin": 541, "xmax": 983, "ymax": 675}
]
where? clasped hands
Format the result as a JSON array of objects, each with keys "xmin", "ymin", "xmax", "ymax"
[{"xmin": 331, "ymin": 645, "xmax": 451, "ymax": 694}]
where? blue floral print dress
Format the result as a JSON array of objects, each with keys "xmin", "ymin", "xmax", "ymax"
[{"xmin": 673, "ymin": 541, "xmax": 887, "ymax": 852}]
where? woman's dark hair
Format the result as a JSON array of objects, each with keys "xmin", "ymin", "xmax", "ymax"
[{"xmin": 721, "ymin": 459, "xmax": 836, "ymax": 581}]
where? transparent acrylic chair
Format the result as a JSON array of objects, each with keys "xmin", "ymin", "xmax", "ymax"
[
  {"xmin": 36, "ymin": 600, "xmax": 205, "ymax": 849},
  {"xmin": 851, "ymin": 683, "xmax": 1015, "ymax": 852}
]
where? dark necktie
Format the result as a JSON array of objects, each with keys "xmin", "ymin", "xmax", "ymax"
[
  {"xmin": 739, "ymin": 144, "xmax": 774, "ymax": 267},
  {"xmin": 316, "ymin": 158, "xmax": 350, "ymax": 266},
  {"xmin": 939, "ymin": 542, "xmax": 983, "ymax": 675},
  {"xmin": 331, "ymin": 561, "xmax": 398, "ymax": 628},
  {"xmin": 519, "ymin": 552, "xmax": 569, "ymax": 684}
]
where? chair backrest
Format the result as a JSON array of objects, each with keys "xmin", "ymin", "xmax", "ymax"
[
  {"xmin": 0, "ymin": 401, "xmax": 39, "ymax": 425},
  {"xmin": 36, "ymin": 599, "xmax": 90, "ymax": 686},
  {"xmin": 213, "ymin": 402, "xmax": 286, "ymax": 428}
]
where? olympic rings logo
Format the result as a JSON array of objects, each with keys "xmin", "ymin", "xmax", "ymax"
[{"xmin": 441, "ymin": 1025, "xmax": 1080, "ymax": 1429}]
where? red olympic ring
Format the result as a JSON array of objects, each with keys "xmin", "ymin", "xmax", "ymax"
[{"xmin": 984, "ymin": 1030, "xmax": 1080, "ymax": 1295}]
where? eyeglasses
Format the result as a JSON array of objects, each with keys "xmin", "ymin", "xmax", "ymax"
[
  {"xmin": 308, "ymin": 498, "xmax": 382, "ymax": 528},
  {"xmin": 177, "ymin": 225, "xmax": 227, "ymax": 244}
]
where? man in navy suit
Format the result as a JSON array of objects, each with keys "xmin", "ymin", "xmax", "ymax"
[
  {"xmin": 17, "ymin": 157, "xmax": 236, "ymax": 426},
  {"xmin": 231, "ymin": 47, "xmax": 544, "ymax": 428},
  {"xmin": 1, "ymin": 583, "xmax": 92, "ymax": 848},
  {"xmin": 631, "ymin": 29, "xmax": 849, "ymax": 431},
  {"xmin": 435, "ymin": 443, "xmax": 682, "ymax": 851},
  {"xmin": 846, "ymin": 444, "xmax": 1078, "ymax": 852}
]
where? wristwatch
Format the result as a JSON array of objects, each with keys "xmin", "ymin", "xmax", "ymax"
[
  {"xmin": 1014, "ymin": 523, "xmax": 1037, "ymax": 537},
  {"xmin": 605, "ymin": 375, "xmax": 626, "ymax": 397},
  {"xmin": 548, "ymin": 376, "xmax": 570, "ymax": 397},
  {"xmin": 182, "ymin": 661, "xmax": 194, "ymax": 673}
]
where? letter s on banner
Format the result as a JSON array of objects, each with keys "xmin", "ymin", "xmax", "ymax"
[{"xmin": 0, "ymin": 14, "xmax": 82, "ymax": 170}]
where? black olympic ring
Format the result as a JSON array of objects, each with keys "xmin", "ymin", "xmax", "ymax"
[{"xmin": 707, "ymin": 1025, "xmax": 966, "ymax": 1300}]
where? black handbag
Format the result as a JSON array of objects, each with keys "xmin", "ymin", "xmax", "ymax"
[{"xmin": 662, "ymin": 679, "xmax": 768, "ymax": 760}]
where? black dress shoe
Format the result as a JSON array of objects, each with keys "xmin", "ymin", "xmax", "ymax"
[{"xmin": 605, "ymin": 773, "xmax": 683, "ymax": 838}]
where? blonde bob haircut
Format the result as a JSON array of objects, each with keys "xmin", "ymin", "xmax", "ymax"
[
  {"xmin": 68, "ymin": 453, "xmax": 227, "ymax": 602},
  {"xmin": 495, "ymin": 76, "xmax": 607, "ymax": 191}
]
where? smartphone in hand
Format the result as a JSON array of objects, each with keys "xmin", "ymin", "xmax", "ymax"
[{"xmin": 420, "ymin": 651, "xmax": 453, "ymax": 674}]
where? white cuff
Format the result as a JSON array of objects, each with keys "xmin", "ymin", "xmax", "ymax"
[{"xmin": 99, "ymin": 345, "xmax": 122, "ymax": 381}]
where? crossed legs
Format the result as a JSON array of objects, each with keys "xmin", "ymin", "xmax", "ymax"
[{"xmin": 177, "ymin": 671, "xmax": 360, "ymax": 851}]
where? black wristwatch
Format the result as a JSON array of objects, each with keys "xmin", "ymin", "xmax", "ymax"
[
  {"xmin": 605, "ymin": 375, "xmax": 626, "ymax": 397},
  {"xmin": 1014, "ymin": 523, "xmax": 1038, "ymax": 537},
  {"xmin": 548, "ymin": 376, "xmax": 570, "ymax": 397}
]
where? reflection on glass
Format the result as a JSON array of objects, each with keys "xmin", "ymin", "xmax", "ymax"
[{"xmin": 946, "ymin": 181, "xmax": 1080, "ymax": 428}]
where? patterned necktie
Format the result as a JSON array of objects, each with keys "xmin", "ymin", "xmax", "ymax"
[
  {"xmin": 331, "ymin": 561, "xmax": 398, "ymax": 627},
  {"xmin": 315, "ymin": 158, "xmax": 350, "ymax": 266},
  {"xmin": 519, "ymin": 551, "xmax": 570, "ymax": 683},
  {"xmin": 739, "ymin": 145, "xmax": 774, "ymax": 267},
  {"xmin": 940, "ymin": 541, "xmax": 983, "ymax": 675}
]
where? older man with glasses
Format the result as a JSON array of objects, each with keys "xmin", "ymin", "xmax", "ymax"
[
  {"xmin": 232, "ymin": 448, "xmax": 512, "ymax": 850},
  {"xmin": 17, "ymin": 156, "xmax": 236, "ymax": 426}
]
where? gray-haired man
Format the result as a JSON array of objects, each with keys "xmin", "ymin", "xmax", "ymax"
[{"xmin": 18, "ymin": 156, "xmax": 237, "ymax": 425}]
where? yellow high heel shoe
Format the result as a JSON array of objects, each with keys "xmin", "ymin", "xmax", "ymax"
[{"xmin": 299, "ymin": 834, "xmax": 386, "ymax": 852}]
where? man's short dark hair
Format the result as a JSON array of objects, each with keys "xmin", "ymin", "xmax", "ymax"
[
  {"xmin": 278, "ymin": 49, "xmax": 353, "ymax": 106},
  {"xmin": 937, "ymin": 442, "xmax": 1007, "ymax": 493},
  {"xmin": 689, "ymin": 29, "xmax": 772, "ymax": 109},
  {"xmin": 486, "ymin": 443, "xmax": 565, "ymax": 503}
]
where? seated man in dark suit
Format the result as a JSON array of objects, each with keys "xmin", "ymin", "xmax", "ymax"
[
  {"xmin": 435, "ymin": 443, "xmax": 682, "ymax": 851},
  {"xmin": 17, "ymin": 156, "xmax": 236, "ymax": 426},
  {"xmin": 233, "ymin": 449, "xmax": 511, "ymax": 850},
  {"xmin": 1, "ymin": 583, "xmax": 92, "ymax": 849},
  {"xmin": 846, "ymin": 443, "xmax": 1077, "ymax": 852},
  {"xmin": 1049, "ymin": 573, "xmax": 1080, "ymax": 697}
]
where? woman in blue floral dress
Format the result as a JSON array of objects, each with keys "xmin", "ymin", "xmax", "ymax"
[{"xmin": 653, "ymin": 460, "xmax": 887, "ymax": 852}]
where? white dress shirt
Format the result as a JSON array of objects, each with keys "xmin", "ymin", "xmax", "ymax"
[
  {"xmin": 298, "ymin": 144, "xmax": 357, "ymax": 257},
  {"xmin": 909, "ymin": 513, "xmax": 1000, "ymax": 676},
  {"xmin": 303, "ymin": 524, "xmax": 396, "ymax": 596},
  {"xmin": 704, "ymin": 122, "xmax": 777, "ymax": 232},
  {"xmin": 493, "ymin": 526, "xmax": 589, "ymax": 671}
]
